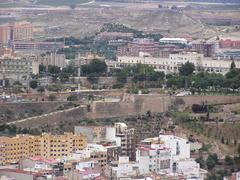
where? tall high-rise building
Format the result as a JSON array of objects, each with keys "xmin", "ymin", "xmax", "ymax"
[
  {"xmin": 191, "ymin": 40, "xmax": 217, "ymax": 57},
  {"xmin": 0, "ymin": 25, "xmax": 11, "ymax": 46},
  {"xmin": 0, "ymin": 22, "xmax": 33, "ymax": 48},
  {"xmin": 0, "ymin": 133, "xmax": 87, "ymax": 165},
  {"xmin": 115, "ymin": 123, "xmax": 136, "ymax": 161},
  {"xmin": 10, "ymin": 21, "xmax": 33, "ymax": 41}
]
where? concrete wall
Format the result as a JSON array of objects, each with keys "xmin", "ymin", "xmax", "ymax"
[
  {"xmin": 7, "ymin": 95, "xmax": 240, "ymax": 129},
  {"xmin": 11, "ymin": 95, "xmax": 172, "ymax": 128},
  {"xmin": 177, "ymin": 95, "xmax": 240, "ymax": 107}
]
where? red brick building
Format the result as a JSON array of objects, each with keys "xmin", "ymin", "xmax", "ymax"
[
  {"xmin": 219, "ymin": 39, "xmax": 240, "ymax": 49},
  {"xmin": 117, "ymin": 38, "xmax": 160, "ymax": 57}
]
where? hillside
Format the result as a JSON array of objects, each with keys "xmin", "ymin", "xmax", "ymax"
[{"xmin": 27, "ymin": 7, "xmax": 215, "ymax": 39}]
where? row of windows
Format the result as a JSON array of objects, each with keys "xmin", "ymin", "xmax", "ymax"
[{"xmin": 50, "ymin": 154, "xmax": 68, "ymax": 157}]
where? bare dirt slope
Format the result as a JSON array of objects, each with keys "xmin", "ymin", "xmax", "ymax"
[{"xmin": 25, "ymin": 6, "xmax": 215, "ymax": 39}]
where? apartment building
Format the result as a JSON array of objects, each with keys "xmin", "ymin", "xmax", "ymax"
[
  {"xmin": 0, "ymin": 133, "xmax": 87, "ymax": 165},
  {"xmin": 117, "ymin": 38, "xmax": 160, "ymax": 57},
  {"xmin": 95, "ymin": 32, "xmax": 133, "ymax": 41},
  {"xmin": 74, "ymin": 53, "xmax": 105, "ymax": 67},
  {"xmin": 40, "ymin": 52, "xmax": 67, "ymax": 68},
  {"xmin": 90, "ymin": 150, "xmax": 107, "ymax": 171},
  {"xmin": 115, "ymin": 123, "xmax": 136, "ymax": 161},
  {"xmin": 191, "ymin": 39, "xmax": 218, "ymax": 57},
  {"xmin": 136, "ymin": 137, "xmax": 171, "ymax": 174},
  {"xmin": 75, "ymin": 123, "xmax": 136, "ymax": 161},
  {"xmin": 106, "ymin": 134, "xmax": 206, "ymax": 180},
  {"xmin": 10, "ymin": 22, "xmax": 33, "ymax": 42},
  {"xmin": 0, "ymin": 55, "xmax": 39, "ymax": 80},
  {"xmin": 74, "ymin": 125, "xmax": 116, "ymax": 143},
  {"xmin": 0, "ymin": 22, "xmax": 33, "ymax": 47},
  {"xmin": 105, "ymin": 156, "xmax": 140, "ymax": 180},
  {"xmin": 0, "ymin": 25, "xmax": 11, "ymax": 46},
  {"xmin": 12, "ymin": 41, "xmax": 64, "ymax": 52}
]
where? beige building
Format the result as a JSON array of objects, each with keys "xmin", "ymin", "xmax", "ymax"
[
  {"xmin": 0, "ymin": 25, "xmax": 11, "ymax": 46},
  {"xmin": 0, "ymin": 133, "xmax": 87, "ymax": 165},
  {"xmin": 0, "ymin": 55, "xmax": 39, "ymax": 80},
  {"xmin": 75, "ymin": 53, "xmax": 104, "ymax": 67},
  {"xmin": 10, "ymin": 21, "xmax": 33, "ymax": 41},
  {"xmin": 0, "ymin": 22, "xmax": 33, "ymax": 47},
  {"xmin": 40, "ymin": 52, "xmax": 67, "ymax": 68}
]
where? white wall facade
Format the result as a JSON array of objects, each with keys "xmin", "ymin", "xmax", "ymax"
[
  {"xmin": 115, "ymin": 53, "xmax": 240, "ymax": 75},
  {"xmin": 159, "ymin": 134, "xmax": 190, "ymax": 162}
]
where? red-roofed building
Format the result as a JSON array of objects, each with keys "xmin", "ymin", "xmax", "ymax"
[{"xmin": 219, "ymin": 39, "xmax": 240, "ymax": 49}]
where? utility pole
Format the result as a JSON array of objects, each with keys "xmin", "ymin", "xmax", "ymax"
[
  {"xmin": 78, "ymin": 67, "xmax": 81, "ymax": 92},
  {"xmin": 2, "ymin": 67, "xmax": 5, "ymax": 87}
]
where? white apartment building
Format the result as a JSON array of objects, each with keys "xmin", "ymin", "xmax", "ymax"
[
  {"xmin": 114, "ymin": 52, "xmax": 240, "ymax": 75},
  {"xmin": 106, "ymin": 156, "xmax": 140, "ymax": 180},
  {"xmin": 136, "ymin": 137, "xmax": 171, "ymax": 174},
  {"xmin": 159, "ymin": 134, "xmax": 191, "ymax": 162},
  {"xmin": 158, "ymin": 134, "xmax": 207, "ymax": 179},
  {"xmin": 136, "ymin": 134, "xmax": 190, "ymax": 174},
  {"xmin": 106, "ymin": 134, "xmax": 206, "ymax": 179},
  {"xmin": 176, "ymin": 159, "xmax": 206, "ymax": 180},
  {"xmin": 116, "ymin": 56, "xmax": 170, "ymax": 73}
]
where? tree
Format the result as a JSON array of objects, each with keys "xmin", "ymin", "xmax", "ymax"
[
  {"xmin": 238, "ymin": 144, "xmax": 240, "ymax": 156},
  {"xmin": 166, "ymin": 75, "xmax": 185, "ymax": 88},
  {"xmin": 211, "ymin": 153, "xmax": 218, "ymax": 164},
  {"xmin": 225, "ymin": 155, "xmax": 234, "ymax": 166},
  {"xmin": 62, "ymin": 65, "xmax": 77, "ymax": 75},
  {"xmin": 196, "ymin": 156, "xmax": 205, "ymax": 168},
  {"xmin": 231, "ymin": 60, "xmax": 236, "ymax": 70},
  {"xmin": 37, "ymin": 86, "xmax": 45, "ymax": 93},
  {"xmin": 117, "ymin": 71, "xmax": 127, "ymax": 84},
  {"xmin": 67, "ymin": 94, "xmax": 78, "ymax": 101},
  {"xmin": 221, "ymin": 137, "xmax": 225, "ymax": 144},
  {"xmin": 48, "ymin": 94, "xmax": 56, "ymax": 101},
  {"xmin": 81, "ymin": 59, "xmax": 107, "ymax": 75},
  {"xmin": 29, "ymin": 80, "xmax": 38, "ymax": 89},
  {"xmin": 179, "ymin": 61, "xmax": 195, "ymax": 76},
  {"xmin": 39, "ymin": 64, "xmax": 46, "ymax": 73},
  {"xmin": 48, "ymin": 65, "xmax": 61, "ymax": 74},
  {"xmin": 59, "ymin": 73, "xmax": 69, "ymax": 82},
  {"xmin": 206, "ymin": 154, "xmax": 217, "ymax": 170}
]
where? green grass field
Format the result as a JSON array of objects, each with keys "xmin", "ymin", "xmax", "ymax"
[{"xmin": 36, "ymin": 0, "xmax": 91, "ymax": 6}]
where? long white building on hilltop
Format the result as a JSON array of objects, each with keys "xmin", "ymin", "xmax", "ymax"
[
  {"xmin": 159, "ymin": 38, "xmax": 188, "ymax": 45},
  {"xmin": 107, "ymin": 52, "xmax": 240, "ymax": 75}
]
